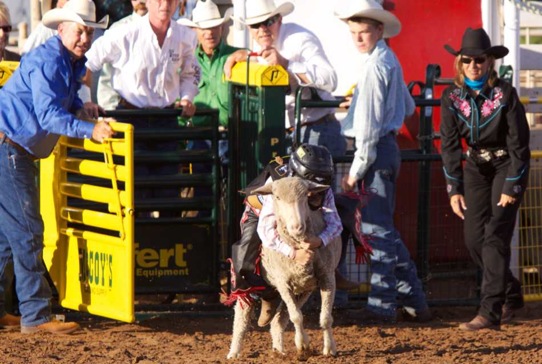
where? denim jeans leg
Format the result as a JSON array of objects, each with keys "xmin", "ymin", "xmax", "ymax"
[
  {"xmin": 395, "ymin": 235, "xmax": 428, "ymax": 314},
  {"xmin": 0, "ymin": 230, "xmax": 12, "ymax": 315},
  {"xmin": 366, "ymin": 234, "xmax": 398, "ymax": 316},
  {"xmin": 361, "ymin": 135, "xmax": 401, "ymax": 317},
  {"xmin": 0, "ymin": 145, "xmax": 52, "ymax": 326},
  {"xmin": 300, "ymin": 117, "xmax": 347, "ymax": 159}
]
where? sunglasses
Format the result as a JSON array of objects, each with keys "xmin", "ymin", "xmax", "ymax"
[
  {"xmin": 249, "ymin": 15, "xmax": 279, "ymax": 29},
  {"xmin": 460, "ymin": 56, "xmax": 487, "ymax": 65},
  {"xmin": 0, "ymin": 25, "xmax": 12, "ymax": 33}
]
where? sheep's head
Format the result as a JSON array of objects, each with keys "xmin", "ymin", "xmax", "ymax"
[{"xmin": 252, "ymin": 176, "xmax": 330, "ymax": 240}]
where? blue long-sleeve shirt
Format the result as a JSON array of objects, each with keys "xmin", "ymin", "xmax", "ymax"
[
  {"xmin": 341, "ymin": 39, "xmax": 415, "ymax": 181},
  {"xmin": 0, "ymin": 35, "xmax": 95, "ymax": 158}
]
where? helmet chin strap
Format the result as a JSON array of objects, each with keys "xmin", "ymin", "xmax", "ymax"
[{"xmin": 309, "ymin": 192, "xmax": 325, "ymax": 210}]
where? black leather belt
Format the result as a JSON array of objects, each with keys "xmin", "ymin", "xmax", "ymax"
[
  {"xmin": 118, "ymin": 98, "xmax": 175, "ymax": 110},
  {"xmin": 287, "ymin": 114, "xmax": 335, "ymax": 133},
  {"xmin": 0, "ymin": 131, "xmax": 37, "ymax": 160}
]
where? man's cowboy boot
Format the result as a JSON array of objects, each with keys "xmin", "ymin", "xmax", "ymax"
[
  {"xmin": 0, "ymin": 313, "xmax": 20, "ymax": 329},
  {"xmin": 459, "ymin": 315, "xmax": 500, "ymax": 331},
  {"xmin": 335, "ymin": 269, "xmax": 360, "ymax": 291},
  {"xmin": 258, "ymin": 296, "xmax": 281, "ymax": 327}
]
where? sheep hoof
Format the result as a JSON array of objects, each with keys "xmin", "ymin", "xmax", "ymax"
[
  {"xmin": 226, "ymin": 352, "xmax": 240, "ymax": 359},
  {"xmin": 271, "ymin": 348, "xmax": 286, "ymax": 357},
  {"xmin": 322, "ymin": 347, "xmax": 337, "ymax": 357},
  {"xmin": 296, "ymin": 348, "xmax": 312, "ymax": 361}
]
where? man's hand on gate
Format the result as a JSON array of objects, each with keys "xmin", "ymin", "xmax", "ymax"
[{"xmin": 91, "ymin": 120, "xmax": 115, "ymax": 143}]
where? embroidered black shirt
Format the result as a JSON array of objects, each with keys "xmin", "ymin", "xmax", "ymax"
[{"xmin": 440, "ymin": 78, "xmax": 530, "ymax": 197}]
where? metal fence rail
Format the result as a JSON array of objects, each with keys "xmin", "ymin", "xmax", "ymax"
[{"xmin": 515, "ymin": 150, "xmax": 542, "ymax": 301}]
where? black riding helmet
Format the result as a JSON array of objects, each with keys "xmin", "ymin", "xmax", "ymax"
[{"xmin": 289, "ymin": 144, "xmax": 334, "ymax": 185}]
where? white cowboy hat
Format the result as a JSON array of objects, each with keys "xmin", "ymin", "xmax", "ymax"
[
  {"xmin": 178, "ymin": 0, "xmax": 232, "ymax": 29},
  {"xmin": 237, "ymin": 0, "xmax": 294, "ymax": 26},
  {"xmin": 43, "ymin": 0, "xmax": 108, "ymax": 30},
  {"xmin": 335, "ymin": 0, "xmax": 401, "ymax": 38}
]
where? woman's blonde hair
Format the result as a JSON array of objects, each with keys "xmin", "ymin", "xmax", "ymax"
[
  {"xmin": 453, "ymin": 54, "xmax": 499, "ymax": 88},
  {"xmin": 0, "ymin": 1, "xmax": 11, "ymax": 25}
]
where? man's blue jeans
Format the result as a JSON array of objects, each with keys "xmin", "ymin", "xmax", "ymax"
[
  {"xmin": 0, "ymin": 142, "xmax": 52, "ymax": 326},
  {"xmin": 299, "ymin": 114, "xmax": 347, "ymax": 159},
  {"xmin": 359, "ymin": 133, "xmax": 428, "ymax": 318}
]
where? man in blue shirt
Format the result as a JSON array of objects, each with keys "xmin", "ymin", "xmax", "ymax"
[
  {"xmin": 0, "ymin": 0, "xmax": 113, "ymax": 335},
  {"xmin": 336, "ymin": 0, "xmax": 430, "ymax": 324}
]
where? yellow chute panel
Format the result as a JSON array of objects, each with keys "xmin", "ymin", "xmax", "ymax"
[
  {"xmin": 41, "ymin": 121, "xmax": 135, "ymax": 323},
  {"xmin": 228, "ymin": 61, "xmax": 289, "ymax": 86}
]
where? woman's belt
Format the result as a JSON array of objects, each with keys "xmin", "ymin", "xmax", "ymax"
[{"xmin": 466, "ymin": 147, "xmax": 509, "ymax": 165}]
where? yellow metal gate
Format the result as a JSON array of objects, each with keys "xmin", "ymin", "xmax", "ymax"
[{"xmin": 40, "ymin": 121, "xmax": 135, "ymax": 323}]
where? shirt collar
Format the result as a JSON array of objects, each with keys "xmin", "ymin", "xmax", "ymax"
[
  {"xmin": 196, "ymin": 40, "xmax": 226, "ymax": 60},
  {"xmin": 369, "ymin": 39, "xmax": 386, "ymax": 56}
]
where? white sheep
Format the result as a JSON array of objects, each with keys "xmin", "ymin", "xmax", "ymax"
[{"xmin": 227, "ymin": 176, "xmax": 341, "ymax": 359}]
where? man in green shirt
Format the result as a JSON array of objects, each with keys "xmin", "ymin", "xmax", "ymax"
[
  {"xmin": 178, "ymin": 0, "xmax": 241, "ymax": 215},
  {"xmin": 179, "ymin": 0, "xmax": 240, "ymax": 128}
]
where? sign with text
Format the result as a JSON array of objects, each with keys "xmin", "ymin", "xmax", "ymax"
[{"xmin": 135, "ymin": 223, "xmax": 217, "ymax": 293}]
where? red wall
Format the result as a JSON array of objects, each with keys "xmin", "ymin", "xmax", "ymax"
[
  {"xmin": 385, "ymin": 0, "xmax": 482, "ymax": 262},
  {"xmin": 389, "ymin": 0, "xmax": 482, "ymax": 147}
]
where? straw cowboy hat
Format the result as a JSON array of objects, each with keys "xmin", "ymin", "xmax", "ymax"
[
  {"xmin": 334, "ymin": 0, "xmax": 401, "ymax": 38},
  {"xmin": 178, "ymin": 0, "xmax": 232, "ymax": 29},
  {"xmin": 237, "ymin": 0, "xmax": 294, "ymax": 26},
  {"xmin": 42, "ymin": 0, "xmax": 108, "ymax": 30},
  {"xmin": 444, "ymin": 28, "xmax": 509, "ymax": 59}
]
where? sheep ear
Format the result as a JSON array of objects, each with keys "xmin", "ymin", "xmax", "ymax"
[
  {"xmin": 306, "ymin": 180, "xmax": 330, "ymax": 194},
  {"xmin": 251, "ymin": 183, "xmax": 273, "ymax": 195}
]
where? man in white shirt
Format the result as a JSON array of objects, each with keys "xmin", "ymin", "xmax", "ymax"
[
  {"xmin": 86, "ymin": 0, "xmax": 199, "ymax": 112},
  {"xmin": 86, "ymin": 0, "xmax": 200, "ymax": 215},
  {"xmin": 224, "ymin": 0, "xmax": 346, "ymax": 159},
  {"xmin": 96, "ymin": 0, "xmax": 148, "ymax": 110}
]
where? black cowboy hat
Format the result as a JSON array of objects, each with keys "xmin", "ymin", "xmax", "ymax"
[{"xmin": 444, "ymin": 27, "xmax": 509, "ymax": 59}]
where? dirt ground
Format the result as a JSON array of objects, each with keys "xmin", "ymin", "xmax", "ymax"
[{"xmin": 1, "ymin": 297, "xmax": 542, "ymax": 364}]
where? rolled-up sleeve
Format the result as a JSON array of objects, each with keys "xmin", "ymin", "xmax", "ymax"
[{"xmin": 286, "ymin": 29, "xmax": 337, "ymax": 93}]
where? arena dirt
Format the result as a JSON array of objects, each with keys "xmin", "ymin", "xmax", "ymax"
[{"xmin": 1, "ymin": 298, "xmax": 541, "ymax": 364}]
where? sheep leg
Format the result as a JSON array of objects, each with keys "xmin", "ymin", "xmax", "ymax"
[
  {"xmin": 269, "ymin": 302, "xmax": 289, "ymax": 355},
  {"xmin": 276, "ymin": 287, "xmax": 311, "ymax": 354},
  {"xmin": 319, "ymin": 274, "xmax": 337, "ymax": 357},
  {"xmin": 296, "ymin": 291, "xmax": 313, "ymax": 350},
  {"xmin": 227, "ymin": 301, "xmax": 253, "ymax": 359}
]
